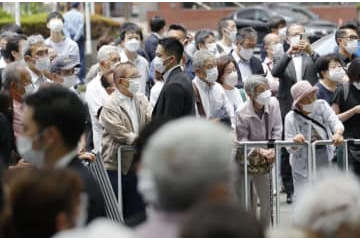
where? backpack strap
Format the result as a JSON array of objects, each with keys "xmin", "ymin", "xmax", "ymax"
[
  {"xmin": 192, "ymin": 82, "xmax": 206, "ymax": 117},
  {"xmin": 293, "ymin": 109, "xmax": 328, "ymax": 138}
]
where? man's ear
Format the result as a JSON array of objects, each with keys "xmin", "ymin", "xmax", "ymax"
[
  {"xmin": 24, "ymin": 55, "xmax": 32, "ymax": 63},
  {"xmin": 55, "ymin": 211, "xmax": 72, "ymax": 232}
]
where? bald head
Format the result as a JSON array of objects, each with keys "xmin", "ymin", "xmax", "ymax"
[
  {"xmin": 263, "ymin": 33, "xmax": 281, "ymax": 47},
  {"xmin": 113, "ymin": 62, "xmax": 136, "ymax": 80},
  {"xmin": 112, "ymin": 62, "xmax": 139, "ymax": 94}
]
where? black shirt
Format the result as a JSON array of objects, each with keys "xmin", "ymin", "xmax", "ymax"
[{"xmin": 332, "ymin": 83, "xmax": 360, "ymax": 139}]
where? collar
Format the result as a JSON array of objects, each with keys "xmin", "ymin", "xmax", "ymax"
[
  {"xmin": 248, "ymin": 99, "xmax": 270, "ymax": 117},
  {"xmin": 114, "ymin": 88, "xmax": 133, "ymax": 103},
  {"xmin": 163, "ymin": 64, "xmax": 181, "ymax": 82},
  {"xmin": 26, "ymin": 66, "xmax": 43, "ymax": 84},
  {"xmin": 194, "ymin": 76, "xmax": 214, "ymax": 89},
  {"xmin": 152, "ymin": 32, "xmax": 162, "ymax": 39},
  {"xmin": 54, "ymin": 148, "xmax": 78, "ymax": 169},
  {"xmin": 264, "ymin": 57, "xmax": 273, "ymax": 65}
]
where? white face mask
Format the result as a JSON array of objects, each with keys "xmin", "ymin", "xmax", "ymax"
[
  {"xmin": 289, "ymin": 35, "xmax": 301, "ymax": 47},
  {"xmin": 224, "ymin": 71, "xmax": 238, "ymax": 87},
  {"xmin": 239, "ymin": 47, "xmax": 254, "ymax": 61},
  {"xmin": 302, "ymin": 101, "xmax": 315, "ymax": 113},
  {"xmin": 36, "ymin": 57, "xmax": 50, "ymax": 72},
  {"xmin": 345, "ymin": 40, "xmax": 358, "ymax": 55},
  {"xmin": 278, "ymin": 27, "xmax": 287, "ymax": 40},
  {"xmin": 62, "ymin": 75, "xmax": 77, "ymax": 88},
  {"xmin": 153, "ymin": 56, "xmax": 167, "ymax": 74},
  {"xmin": 353, "ymin": 82, "xmax": 360, "ymax": 90},
  {"xmin": 205, "ymin": 67, "xmax": 218, "ymax": 83},
  {"xmin": 256, "ymin": 89, "xmax": 271, "ymax": 105},
  {"xmin": 206, "ymin": 42, "xmax": 218, "ymax": 56},
  {"xmin": 16, "ymin": 134, "xmax": 45, "ymax": 167},
  {"xmin": 328, "ymin": 67, "xmax": 345, "ymax": 83},
  {"xmin": 49, "ymin": 19, "xmax": 64, "ymax": 32},
  {"xmin": 226, "ymin": 29, "xmax": 237, "ymax": 43},
  {"xmin": 129, "ymin": 79, "xmax": 140, "ymax": 94},
  {"xmin": 124, "ymin": 39, "xmax": 141, "ymax": 53},
  {"xmin": 271, "ymin": 43, "xmax": 284, "ymax": 58},
  {"xmin": 24, "ymin": 83, "xmax": 35, "ymax": 95}
]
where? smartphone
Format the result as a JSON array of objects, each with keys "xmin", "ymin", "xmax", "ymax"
[{"xmin": 300, "ymin": 33, "xmax": 306, "ymax": 40}]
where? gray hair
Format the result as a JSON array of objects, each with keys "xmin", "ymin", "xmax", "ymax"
[
  {"xmin": 22, "ymin": 34, "xmax": 45, "ymax": 57},
  {"xmin": 286, "ymin": 23, "xmax": 305, "ymax": 36},
  {"xmin": 293, "ymin": 168, "xmax": 360, "ymax": 237},
  {"xmin": 236, "ymin": 27, "xmax": 257, "ymax": 45},
  {"xmin": 139, "ymin": 117, "xmax": 234, "ymax": 211},
  {"xmin": 192, "ymin": 49, "xmax": 215, "ymax": 69},
  {"xmin": 2, "ymin": 61, "xmax": 27, "ymax": 90},
  {"xmin": 244, "ymin": 74, "xmax": 269, "ymax": 96},
  {"xmin": 97, "ymin": 45, "xmax": 119, "ymax": 62},
  {"xmin": 194, "ymin": 29, "xmax": 214, "ymax": 50}
]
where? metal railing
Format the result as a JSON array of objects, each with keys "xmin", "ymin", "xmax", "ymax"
[
  {"xmin": 234, "ymin": 140, "xmax": 311, "ymax": 226},
  {"xmin": 88, "ymin": 154, "xmax": 122, "ymax": 223}
]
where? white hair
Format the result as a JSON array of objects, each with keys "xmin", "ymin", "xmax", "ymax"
[
  {"xmin": 192, "ymin": 49, "xmax": 215, "ymax": 69},
  {"xmin": 96, "ymin": 45, "xmax": 119, "ymax": 62},
  {"xmin": 293, "ymin": 168, "xmax": 360, "ymax": 237},
  {"xmin": 22, "ymin": 34, "xmax": 45, "ymax": 57},
  {"xmin": 244, "ymin": 74, "xmax": 269, "ymax": 96},
  {"xmin": 139, "ymin": 117, "xmax": 234, "ymax": 211}
]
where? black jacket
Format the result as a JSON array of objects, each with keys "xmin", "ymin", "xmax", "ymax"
[
  {"xmin": 152, "ymin": 66, "xmax": 194, "ymax": 120},
  {"xmin": 67, "ymin": 157, "xmax": 106, "ymax": 222},
  {"xmin": 229, "ymin": 50, "xmax": 264, "ymax": 88}
]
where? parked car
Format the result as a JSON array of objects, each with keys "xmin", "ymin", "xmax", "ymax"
[{"xmin": 230, "ymin": 4, "xmax": 337, "ymax": 44}]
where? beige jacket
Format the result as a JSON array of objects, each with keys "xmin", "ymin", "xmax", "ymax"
[{"xmin": 100, "ymin": 90, "xmax": 152, "ymax": 173}]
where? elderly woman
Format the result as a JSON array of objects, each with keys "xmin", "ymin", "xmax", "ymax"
[
  {"xmin": 192, "ymin": 49, "xmax": 234, "ymax": 128},
  {"xmin": 235, "ymin": 74, "xmax": 283, "ymax": 226},
  {"xmin": 216, "ymin": 55, "xmax": 247, "ymax": 113},
  {"xmin": 285, "ymin": 81, "xmax": 344, "ymax": 193}
]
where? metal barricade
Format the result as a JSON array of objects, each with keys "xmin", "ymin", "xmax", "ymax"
[
  {"xmin": 88, "ymin": 154, "xmax": 122, "ymax": 223},
  {"xmin": 234, "ymin": 140, "xmax": 311, "ymax": 226},
  {"xmin": 312, "ymin": 139, "xmax": 360, "ymax": 175},
  {"xmin": 117, "ymin": 145, "xmax": 136, "ymax": 223}
]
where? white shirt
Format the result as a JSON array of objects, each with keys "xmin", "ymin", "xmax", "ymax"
[
  {"xmin": 26, "ymin": 66, "xmax": 50, "ymax": 91},
  {"xmin": 292, "ymin": 54, "xmax": 303, "ymax": 82},
  {"xmin": 216, "ymin": 41, "xmax": 235, "ymax": 55},
  {"xmin": 225, "ymin": 88, "xmax": 245, "ymax": 113},
  {"xmin": 85, "ymin": 73, "xmax": 110, "ymax": 152},
  {"xmin": 45, "ymin": 37, "xmax": 80, "ymax": 62},
  {"xmin": 0, "ymin": 57, "xmax": 7, "ymax": 69},
  {"xmin": 262, "ymin": 57, "xmax": 279, "ymax": 93},
  {"xmin": 115, "ymin": 90, "xmax": 139, "ymax": 133},
  {"xmin": 193, "ymin": 76, "xmax": 235, "ymax": 128},
  {"xmin": 232, "ymin": 50, "xmax": 252, "ymax": 83},
  {"xmin": 150, "ymin": 80, "xmax": 164, "ymax": 108},
  {"xmin": 54, "ymin": 148, "xmax": 78, "ymax": 169},
  {"xmin": 120, "ymin": 50, "xmax": 149, "ymax": 95}
]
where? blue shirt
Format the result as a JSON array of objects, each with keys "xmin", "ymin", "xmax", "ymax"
[
  {"xmin": 63, "ymin": 9, "xmax": 84, "ymax": 42},
  {"xmin": 316, "ymin": 82, "xmax": 335, "ymax": 105}
]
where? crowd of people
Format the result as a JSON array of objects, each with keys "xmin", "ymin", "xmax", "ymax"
[{"xmin": 1, "ymin": 3, "xmax": 360, "ymax": 237}]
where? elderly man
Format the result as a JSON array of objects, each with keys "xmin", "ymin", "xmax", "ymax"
[
  {"xmin": 2, "ymin": 61, "xmax": 32, "ymax": 138},
  {"xmin": 262, "ymin": 33, "xmax": 283, "ymax": 95},
  {"xmin": 135, "ymin": 117, "xmax": 234, "ymax": 237},
  {"xmin": 49, "ymin": 54, "xmax": 81, "ymax": 89},
  {"xmin": 85, "ymin": 45, "xmax": 120, "ymax": 152},
  {"xmin": 230, "ymin": 27, "xmax": 264, "ymax": 88},
  {"xmin": 192, "ymin": 49, "xmax": 234, "ymax": 128},
  {"xmin": 100, "ymin": 62, "xmax": 152, "ymax": 221},
  {"xmin": 194, "ymin": 29, "xmax": 218, "ymax": 56},
  {"xmin": 23, "ymin": 35, "xmax": 51, "ymax": 90},
  {"xmin": 235, "ymin": 74, "xmax": 282, "ymax": 226},
  {"xmin": 216, "ymin": 18, "xmax": 237, "ymax": 55}
]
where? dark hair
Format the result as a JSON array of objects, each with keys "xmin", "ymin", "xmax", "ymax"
[
  {"xmin": 1, "ymin": 24, "xmax": 22, "ymax": 35},
  {"xmin": 24, "ymin": 85, "xmax": 86, "ymax": 149},
  {"xmin": 119, "ymin": 22, "xmax": 143, "ymax": 42},
  {"xmin": 150, "ymin": 16, "xmax": 166, "ymax": 33},
  {"xmin": 72, "ymin": 2, "xmax": 80, "ymax": 8},
  {"xmin": 335, "ymin": 21, "xmax": 358, "ymax": 45},
  {"xmin": 268, "ymin": 16, "xmax": 286, "ymax": 31},
  {"xmin": 217, "ymin": 18, "xmax": 235, "ymax": 39},
  {"xmin": 348, "ymin": 58, "xmax": 360, "ymax": 83},
  {"xmin": 216, "ymin": 55, "xmax": 237, "ymax": 84},
  {"xmin": 2, "ymin": 34, "xmax": 27, "ymax": 62},
  {"xmin": 168, "ymin": 24, "xmax": 187, "ymax": 36},
  {"xmin": 180, "ymin": 201, "xmax": 264, "ymax": 238},
  {"xmin": 96, "ymin": 35, "xmax": 115, "ymax": 52},
  {"xmin": 315, "ymin": 54, "xmax": 341, "ymax": 79},
  {"xmin": 46, "ymin": 11, "xmax": 64, "ymax": 24},
  {"xmin": 194, "ymin": 29, "xmax": 214, "ymax": 50},
  {"xmin": 6, "ymin": 168, "xmax": 82, "ymax": 237},
  {"xmin": 158, "ymin": 37, "xmax": 184, "ymax": 63}
]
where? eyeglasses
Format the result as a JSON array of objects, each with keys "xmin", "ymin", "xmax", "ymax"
[{"xmin": 342, "ymin": 35, "xmax": 359, "ymax": 41}]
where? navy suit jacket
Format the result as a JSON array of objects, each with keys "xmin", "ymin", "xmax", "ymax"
[{"xmin": 144, "ymin": 33, "xmax": 159, "ymax": 62}]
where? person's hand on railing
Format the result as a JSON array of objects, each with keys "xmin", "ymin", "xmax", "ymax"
[
  {"xmin": 332, "ymin": 133, "xmax": 344, "ymax": 146},
  {"xmin": 293, "ymin": 134, "xmax": 305, "ymax": 143},
  {"xmin": 259, "ymin": 148, "xmax": 275, "ymax": 163},
  {"xmin": 78, "ymin": 152, "xmax": 96, "ymax": 162}
]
